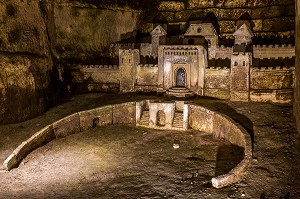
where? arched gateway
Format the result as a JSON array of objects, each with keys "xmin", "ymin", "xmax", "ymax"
[{"xmin": 175, "ymin": 68, "xmax": 186, "ymax": 87}]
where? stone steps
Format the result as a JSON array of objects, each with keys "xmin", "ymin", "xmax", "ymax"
[
  {"xmin": 166, "ymin": 87, "xmax": 194, "ymax": 98},
  {"xmin": 139, "ymin": 111, "xmax": 149, "ymax": 126},
  {"xmin": 173, "ymin": 112, "xmax": 183, "ymax": 128}
]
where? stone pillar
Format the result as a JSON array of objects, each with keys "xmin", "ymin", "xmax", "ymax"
[
  {"xmin": 295, "ymin": 0, "xmax": 300, "ymax": 133},
  {"xmin": 157, "ymin": 46, "xmax": 165, "ymax": 94},
  {"xmin": 230, "ymin": 52, "xmax": 251, "ymax": 101},
  {"xmin": 119, "ymin": 49, "xmax": 140, "ymax": 92}
]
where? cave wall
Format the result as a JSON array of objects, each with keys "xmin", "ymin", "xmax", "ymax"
[
  {"xmin": 295, "ymin": 0, "xmax": 300, "ymax": 133},
  {"xmin": 54, "ymin": 2, "xmax": 141, "ymax": 60},
  {"xmin": 140, "ymin": 0, "xmax": 295, "ymax": 37},
  {"xmin": 0, "ymin": 0, "xmax": 53, "ymax": 124}
]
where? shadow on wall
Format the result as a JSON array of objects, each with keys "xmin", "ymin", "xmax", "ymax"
[
  {"xmin": 215, "ymin": 144, "xmax": 244, "ymax": 177},
  {"xmin": 192, "ymin": 97, "xmax": 254, "ymax": 153}
]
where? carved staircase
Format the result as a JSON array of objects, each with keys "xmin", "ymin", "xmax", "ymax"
[
  {"xmin": 173, "ymin": 112, "xmax": 183, "ymax": 128},
  {"xmin": 166, "ymin": 87, "xmax": 194, "ymax": 98},
  {"xmin": 139, "ymin": 110, "xmax": 150, "ymax": 126}
]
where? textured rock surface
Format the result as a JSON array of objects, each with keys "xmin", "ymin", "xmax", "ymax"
[
  {"xmin": 0, "ymin": 0, "xmax": 54, "ymax": 124},
  {"xmin": 295, "ymin": 1, "xmax": 300, "ymax": 133},
  {"xmin": 144, "ymin": 0, "xmax": 295, "ymax": 36},
  {"xmin": 54, "ymin": 2, "xmax": 141, "ymax": 60}
]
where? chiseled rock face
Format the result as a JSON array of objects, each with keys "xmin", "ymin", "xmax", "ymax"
[
  {"xmin": 0, "ymin": 55, "xmax": 52, "ymax": 124},
  {"xmin": 54, "ymin": 2, "xmax": 141, "ymax": 60},
  {"xmin": 0, "ymin": 1, "xmax": 50, "ymax": 55},
  {"xmin": 147, "ymin": 0, "xmax": 295, "ymax": 35},
  {"xmin": 0, "ymin": 0, "xmax": 52, "ymax": 124}
]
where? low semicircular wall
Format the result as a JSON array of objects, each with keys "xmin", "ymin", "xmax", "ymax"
[{"xmin": 2, "ymin": 101, "xmax": 252, "ymax": 189}]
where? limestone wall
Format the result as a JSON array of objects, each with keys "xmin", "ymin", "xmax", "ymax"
[
  {"xmin": 136, "ymin": 65, "xmax": 158, "ymax": 86},
  {"xmin": 141, "ymin": 0, "xmax": 295, "ymax": 36},
  {"xmin": 204, "ymin": 68, "xmax": 231, "ymax": 99},
  {"xmin": 64, "ymin": 65, "xmax": 120, "ymax": 92},
  {"xmin": 0, "ymin": 0, "xmax": 53, "ymax": 124},
  {"xmin": 214, "ymin": 46, "xmax": 232, "ymax": 59},
  {"xmin": 253, "ymin": 45, "xmax": 295, "ymax": 59},
  {"xmin": 54, "ymin": 3, "xmax": 141, "ymax": 59},
  {"xmin": 250, "ymin": 67, "xmax": 294, "ymax": 103},
  {"xmin": 188, "ymin": 104, "xmax": 252, "ymax": 189}
]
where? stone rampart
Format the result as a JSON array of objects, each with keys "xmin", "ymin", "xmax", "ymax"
[
  {"xmin": 250, "ymin": 65, "xmax": 294, "ymax": 103},
  {"xmin": 214, "ymin": 45, "xmax": 232, "ymax": 59},
  {"xmin": 205, "ymin": 67, "xmax": 230, "ymax": 99},
  {"xmin": 253, "ymin": 44, "xmax": 295, "ymax": 59}
]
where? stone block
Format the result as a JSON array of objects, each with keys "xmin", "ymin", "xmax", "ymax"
[
  {"xmin": 222, "ymin": 0, "xmax": 248, "ymax": 8},
  {"xmin": 79, "ymin": 105, "xmax": 113, "ymax": 131},
  {"xmin": 251, "ymin": 6, "xmax": 283, "ymax": 19},
  {"xmin": 247, "ymin": 0, "xmax": 276, "ymax": 7},
  {"xmin": 262, "ymin": 17, "xmax": 295, "ymax": 32},
  {"xmin": 158, "ymin": 1, "xmax": 185, "ymax": 11},
  {"xmin": 219, "ymin": 20, "xmax": 236, "ymax": 33},
  {"xmin": 189, "ymin": 105, "xmax": 214, "ymax": 133},
  {"xmin": 53, "ymin": 113, "xmax": 80, "ymax": 138},
  {"xmin": 174, "ymin": 11, "xmax": 192, "ymax": 22},
  {"xmin": 112, "ymin": 102, "xmax": 136, "ymax": 124},
  {"xmin": 252, "ymin": 19, "xmax": 263, "ymax": 32},
  {"xmin": 187, "ymin": 0, "xmax": 214, "ymax": 9}
]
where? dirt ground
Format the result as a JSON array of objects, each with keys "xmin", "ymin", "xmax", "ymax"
[{"xmin": 0, "ymin": 93, "xmax": 300, "ymax": 199}]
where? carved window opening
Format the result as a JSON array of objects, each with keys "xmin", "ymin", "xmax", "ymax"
[
  {"xmin": 175, "ymin": 68, "xmax": 186, "ymax": 87},
  {"xmin": 188, "ymin": 38, "xmax": 195, "ymax": 45},
  {"xmin": 234, "ymin": 61, "xmax": 238, "ymax": 66},
  {"xmin": 207, "ymin": 39, "xmax": 211, "ymax": 48},
  {"xmin": 157, "ymin": 110, "xmax": 166, "ymax": 126},
  {"xmin": 243, "ymin": 61, "xmax": 246, "ymax": 66}
]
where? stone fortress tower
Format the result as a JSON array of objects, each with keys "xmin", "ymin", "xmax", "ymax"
[
  {"xmin": 119, "ymin": 49, "xmax": 140, "ymax": 92},
  {"xmin": 230, "ymin": 24, "xmax": 254, "ymax": 101}
]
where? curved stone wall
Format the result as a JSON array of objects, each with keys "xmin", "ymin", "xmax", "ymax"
[{"xmin": 2, "ymin": 101, "xmax": 252, "ymax": 189}]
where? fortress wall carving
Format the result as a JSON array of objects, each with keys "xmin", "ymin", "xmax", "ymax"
[
  {"xmin": 204, "ymin": 68, "xmax": 231, "ymax": 99},
  {"xmin": 136, "ymin": 65, "xmax": 159, "ymax": 86},
  {"xmin": 250, "ymin": 67, "xmax": 294, "ymax": 90},
  {"xmin": 253, "ymin": 44, "xmax": 295, "ymax": 59},
  {"xmin": 213, "ymin": 46, "xmax": 232, "ymax": 59}
]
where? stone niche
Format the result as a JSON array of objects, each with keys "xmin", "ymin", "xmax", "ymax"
[{"xmin": 149, "ymin": 101, "xmax": 175, "ymax": 128}]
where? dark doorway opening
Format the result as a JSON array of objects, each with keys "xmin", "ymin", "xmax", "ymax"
[{"xmin": 176, "ymin": 68, "xmax": 186, "ymax": 87}]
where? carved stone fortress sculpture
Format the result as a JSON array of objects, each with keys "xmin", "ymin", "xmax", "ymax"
[{"xmin": 65, "ymin": 22, "xmax": 295, "ymax": 103}]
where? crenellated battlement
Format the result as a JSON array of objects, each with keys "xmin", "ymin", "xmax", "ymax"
[
  {"xmin": 251, "ymin": 66, "xmax": 295, "ymax": 71},
  {"xmin": 205, "ymin": 66, "xmax": 230, "ymax": 70},
  {"xmin": 163, "ymin": 49, "xmax": 198, "ymax": 56},
  {"xmin": 253, "ymin": 44, "xmax": 294, "ymax": 49},
  {"xmin": 253, "ymin": 44, "xmax": 295, "ymax": 59},
  {"xmin": 137, "ymin": 64, "xmax": 158, "ymax": 68},
  {"xmin": 67, "ymin": 64, "xmax": 119, "ymax": 70}
]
